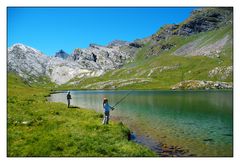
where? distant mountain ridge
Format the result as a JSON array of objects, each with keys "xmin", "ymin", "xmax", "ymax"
[
  {"xmin": 8, "ymin": 39, "xmax": 141, "ymax": 84},
  {"xmin": 8, "ymin": 8, "xmax": 233, "ymax": 89}
]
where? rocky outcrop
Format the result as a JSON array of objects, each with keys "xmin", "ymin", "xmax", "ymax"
[
  {"xmin": 176, "ymin": 8, "xmax": 232, "ymax": 36},
  {"xmin": 67, "ymin": 42, "xmax": 138, "ymax": 71},
  {"xmin": 171, "ymin": 80, "xmax": 232, "ymax": 90},
  {"xmin": 208, "ymin": 66, "xmax": 232, "ymax": 80},
  {"xmin": 152, "ymin": 24, "xmax": 179, "ymax": 41},
  {"xmin": 152, "ymin": 8, "xmax": 232, "ymax": 41}
]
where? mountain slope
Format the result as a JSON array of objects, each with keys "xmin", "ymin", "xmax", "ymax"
[
  {"xmin": 61, "ymin": 8, "xmax": 232, "ymax": 90},
  {"xmin": 8, "ymin": 8, "xmax": 233, "ymax": 89}
]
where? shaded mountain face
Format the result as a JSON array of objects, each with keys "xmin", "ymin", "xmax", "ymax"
[
  {"xmin": 152, "ymin": 8, "xmax": 233, "ymax": 41},
  {"xmin": 7, "ymin": 8, "xmax": 233, "ymax": 88},
  {"xmin": 55, "ymin": 50, "xmax": 69, "ymax": 59},
  {"xmin": 146, "ymin": 7, "xmax": 233, "ymax": 57}
]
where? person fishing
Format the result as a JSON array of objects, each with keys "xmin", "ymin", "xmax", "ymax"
[
  {"xmin": 67, "ymin": 91, "xmax": 72, "ymax": 108},
  {"xmin": 102, "ymin": 97, "xmax": 114, "ymax": 125}
]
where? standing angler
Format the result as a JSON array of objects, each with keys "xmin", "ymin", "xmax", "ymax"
[
  {"xmin": 67, "ymin": 91, "xmax": 72, "ymax": 108},
  {"xmin": 102, "ymin": 97, "xmax": 114, "ymax": 124}
]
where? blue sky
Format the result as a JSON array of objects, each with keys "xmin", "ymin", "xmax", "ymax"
[{"xmin": 8, "ymin": 7, "xmax": 196, "ymax": 56}]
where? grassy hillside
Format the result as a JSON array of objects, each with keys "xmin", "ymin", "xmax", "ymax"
[
  {"xmin": 7, "ymin": 73, "xmax": 155, "ymax": 157},
  {"xmin": 60, "ymin": 25, "xmax": 232, "ymax": 90}
]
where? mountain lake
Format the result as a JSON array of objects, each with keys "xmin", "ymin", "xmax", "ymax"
[{"xmin": 48, "ymin": 90, "xmax": 233, "ymax": 157}]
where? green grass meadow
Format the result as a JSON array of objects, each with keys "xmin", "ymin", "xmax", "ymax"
[{"xmin": 7, "ymin": 73, "xmax": 155, "ymax": 157}]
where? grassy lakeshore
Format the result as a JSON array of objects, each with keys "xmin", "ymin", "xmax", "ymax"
[{"xmin": 7, "ymin": 73, "xmax": 155, "ymax": 157}]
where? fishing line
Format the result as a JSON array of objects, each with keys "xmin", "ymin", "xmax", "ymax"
[{"xmin": 112, "ymin": 90, "xmax": 132, "ymax": 108}]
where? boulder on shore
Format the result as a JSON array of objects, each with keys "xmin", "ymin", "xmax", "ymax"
[{"xmin": 171, "ymin": 80, "xmax": 232, "ymax": 90}]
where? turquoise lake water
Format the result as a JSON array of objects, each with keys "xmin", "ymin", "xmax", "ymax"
[{"xmin": 49, "ymin": 90, "xmax": 233, "ymax": 156}]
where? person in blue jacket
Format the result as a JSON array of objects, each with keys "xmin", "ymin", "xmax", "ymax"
[{"xmin": 102, "ymin": 97, "xmax": 114, "ymax": 124}]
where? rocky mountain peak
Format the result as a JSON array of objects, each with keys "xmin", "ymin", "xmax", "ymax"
[
  {"xmin": 55, "ymin": 49, "xmax": 69, "ymax": 59},
  {"xmin": 152, "ymin": 8, "xmax": 233, "ymax": 41},
  {"xmin": 176, "ymin": 8, "xmax": 232, "ymax": 35},
  {"xmin": 9, "ymin": 43, "xmax": 44, "ymax": 57},
  {"xmin": 8, "ymin": 43, "xmax": 49, "ymax": 80}
]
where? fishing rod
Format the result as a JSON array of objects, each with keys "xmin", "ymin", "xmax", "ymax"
[{"xmin": 112, "ymin": 91, "xmax": 132, "ymax": 108}]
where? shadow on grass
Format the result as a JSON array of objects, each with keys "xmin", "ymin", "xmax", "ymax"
[{"xmin": 68, "ymin": 106, "xmax": 80, "ymax": 109}]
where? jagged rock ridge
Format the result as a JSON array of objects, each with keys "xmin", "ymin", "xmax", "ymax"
[
  {"xmin": 152, "ymin": 8, "xmax": 232, "ymax": 41},
  {"xmin": 8, "ymin": 40, "xmax": 141, "ymax": 84}
]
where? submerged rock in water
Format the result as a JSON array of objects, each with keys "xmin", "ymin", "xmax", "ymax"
[
  {"xmin": 151, "ymin": 142, "xmax": 192, "ymax": 157},
  {"xmin": 203, "ymin": 138, "xmax": 214, "ymax": 142}
]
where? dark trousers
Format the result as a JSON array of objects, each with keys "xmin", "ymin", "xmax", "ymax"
[
  {"xmin": 102, "ymin": 111, "xmax": 110, "ymax": 124},
  {"xmin": 67, "ymin": 99, "xmax": 70, "ymax": 108}
]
